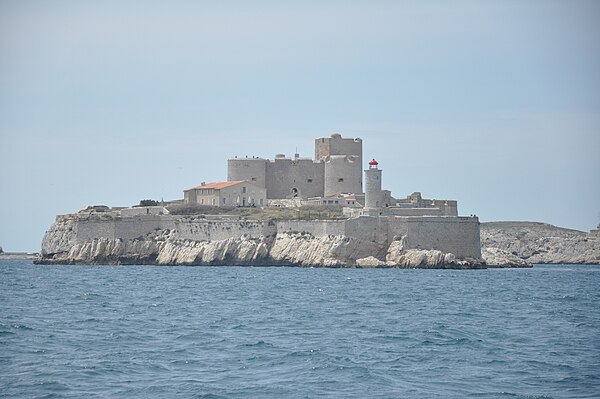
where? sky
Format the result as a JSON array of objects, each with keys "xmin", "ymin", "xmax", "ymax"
[{"xmin": 1, "ymin": 0, "xmax": 599, "ymax": 252}]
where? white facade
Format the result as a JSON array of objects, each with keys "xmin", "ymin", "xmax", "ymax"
[{"xmin": 184, "ymin": 181, "xmax": 267, "ymax": 207}]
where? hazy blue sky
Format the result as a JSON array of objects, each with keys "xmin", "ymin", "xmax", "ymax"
[{"xmin": 1, "ymin": 1, "xmax": 599, "ymax": 251}]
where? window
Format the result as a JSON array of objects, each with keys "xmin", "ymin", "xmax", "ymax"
[
  {"xmin": 251, "ymin": 177, "xmax": 257, "ymax": 181},
  {"xmin": 212, "ymin": 198, "xmax": 216, "ymax": 205},
  {"xmin": 222, "ymin": 198, "xmax": 226, "ymax": 204},
  {"xmin": 338, "ymin": 178, "xmax": 344, "ymax": 182},
  {"xmin": 307, "ymin": 179, "xmax": 313, "ymax": 183},
  {"xmin": 242, "ymin": 186, "xmax": 247, "ymax": 193}
]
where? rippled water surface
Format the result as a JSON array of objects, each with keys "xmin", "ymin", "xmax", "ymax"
[{"xmin": 1, "ymin": 261, "xmax": 599, "ymax": 398}]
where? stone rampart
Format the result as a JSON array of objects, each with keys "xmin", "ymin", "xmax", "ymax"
[
  {"xmin": 72, "ymin": 213, "xmax": 480, "ymax": 259},
  {"xmin": 175, "ymin": 219, "xmax": 277, "ymax": 241},
  {"xmin": 44, "ymin": 210, "xmax": 481, "ymax": 266},
  {"xmin": 75, "ymin": 214, "xmax": 176, "ymax": 242},
  {"xmin": 120, "ymin": 206, "xmax": 169, "ymax": 216},
  {"xmin": 400, "ymin": 216, "xmax": 481, "ymax": 259},
  {"xmin": 276, "ymin": 220, "xmax": 346, "ymax": 236},
  {"xmin": 344, "ymin": 216, "xmax": 391, "ymax": 245},
  {"xmin": 387, "ymin": 208, "xmax": 444, "ymax": 217}
]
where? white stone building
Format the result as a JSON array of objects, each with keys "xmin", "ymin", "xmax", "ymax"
[
  {"xmin": 184, "ymin": 181, "xmax": 266, "ymax": 207},
  {"xmin": 227, "ymin": 133, "xmax": 362, "ymax": 199}
]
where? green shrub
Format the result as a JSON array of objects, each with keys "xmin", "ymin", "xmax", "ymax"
[{"xmin": 139, "ymin": 199, "xmax": 159, "ymax": 207}]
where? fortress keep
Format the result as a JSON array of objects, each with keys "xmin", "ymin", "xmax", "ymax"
[
  {"xmin": 227, "ymin": 133, "xmax": 362, "ymax": 199},
  {"xmin": 203, "ymin": 133, "xmax": 459, "ymax": 219}
]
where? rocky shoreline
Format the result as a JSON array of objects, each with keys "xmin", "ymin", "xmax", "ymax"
[
  {"xmin": 33, "ymin": 213, "xmax": 599, "ymax": 268},
  {"xmin": 35, "ymin": 229, "xmax": 485, "ymax": 269},
  {"xmin": 0, "ymin": 253, "xmax": 38, "ymax": 261},
  {"xmin": 481, "ymin": 221, "xmax": 599, "ymax": 266}
]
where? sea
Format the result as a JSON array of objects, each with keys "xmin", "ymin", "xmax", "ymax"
[{"xmin": 1, "ymin": 260, "xmax": 598, "ymax": 398}]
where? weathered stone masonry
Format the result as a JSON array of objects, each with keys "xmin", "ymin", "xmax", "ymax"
[{"xmin": 41, "ymin": 211, "xmax": 481, "ymax": 265}]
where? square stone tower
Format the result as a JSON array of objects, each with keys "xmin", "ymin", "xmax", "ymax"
[{"xmin": 315, "ymin": 133, "xmax": 363, "ymax": 196}]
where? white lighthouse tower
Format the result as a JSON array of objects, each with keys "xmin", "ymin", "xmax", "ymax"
[{"xmin": 364, "ymin": 158, "xmax": 383, "ymax": 216}]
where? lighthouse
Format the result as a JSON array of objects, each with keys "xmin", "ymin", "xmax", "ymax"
[{"xmin": 364, "ymin": 159, "xmax": 383, "ymax": 215}]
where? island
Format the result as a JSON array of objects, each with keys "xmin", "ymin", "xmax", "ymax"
[{"xmin": 35, "ymin": 134, "xmax": 599, "ymax": 268}]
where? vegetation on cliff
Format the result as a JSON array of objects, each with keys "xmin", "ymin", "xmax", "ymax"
[{"xmin": 166, "ymin": 204, "xmax": 346, "ymax": 220}]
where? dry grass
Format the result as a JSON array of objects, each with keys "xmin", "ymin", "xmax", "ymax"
[{"xmin": 167, "ymin": 203, "xmax": 346, "ymax": 220}]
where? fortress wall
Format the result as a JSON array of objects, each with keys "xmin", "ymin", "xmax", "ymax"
[
  {"xmin": 175, "ymin": 219, "xmax": 277, "ymax": 242},
  {"xmin": 114, "ymin": 216, "xmax": 176, "ymax": 239},
  {"xmin": 75, "ymin": 215, "xmax": 176, "ymax": 242},
  {"xmin": 265, "ymin": 159, "xmax": 324, "ymax": 199},
  {"xmin": 401, "ymin": 216, "xmax": 481, "ymax": 259},
  {"xmin": 276, "ymin": 220, "xmax": 346, "ymax": 236},
  {"xmin": 69, "ymin": 211, "xmax": 480, "ymax": 262},
  {"xmin": 430, "ymin": 200, "xmax": 458, "ymax": 217},
  {"xmin": 387, "ymin": 208, "xmax": 444, "ymax": 217},
  {"xmin": 227, "ymin": 158, "xmax": 267, "ymax": 188},
  {"xmin": 324, "ymin": 155, "xmax": 362, "ymax": 197},
  {"xmin": 344, "ymin": 216, "xmax": 391, "ymax": 246},
  {"xmin": 120, "ymin": 207, "xmax": 169, "ymax": 216},
  {"xmin": 386, "ymin": 217, "xmax": 410, "ymax": 239},
  {"xmin": 395, "ymin": 197, "xmax": 458, "ymax": 217},
  {"xmin": 76, "ymin": 218, "xmax": 116, "ymax": 242}
]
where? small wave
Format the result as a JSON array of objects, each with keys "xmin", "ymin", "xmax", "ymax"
[
  {"xmin": 242, "ymin": 340, "xmax": 273, "ymax": 348},
  {"xmin": 284, "ymin": 349, "xmax": 321, "ymax": 358},
  {"xmin": 10, "ymin": 323, "xmax": 34, "ymax": 331},
  {"xmin": 76, "ymin": 317, "xmax": 100, "ymax": 323}
]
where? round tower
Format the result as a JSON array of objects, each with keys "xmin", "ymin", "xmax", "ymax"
[
  {"xmin": 227, "ymin": 157, "xmax": 267, "ymax": 188},
  {"xmin": 364, "ymin": 159, "xmax": 383, "ymax": 215},
  {"xmin": 323, "ymin": 154, "xmax": 360, "ymax": 197}
]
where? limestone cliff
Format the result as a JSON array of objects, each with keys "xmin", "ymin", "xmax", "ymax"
[
  {"xmin": 37, "ymin": 212, "xmax": 599, "ymax": 268},
  {"xmin": 481, "ymin": 222, "xmax": 600, "ymax": 265},
  {"xmin": 37, "ymin": 216, "xmax": 483, "ymax": 268}
]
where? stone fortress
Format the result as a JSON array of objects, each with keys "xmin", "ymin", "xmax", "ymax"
[
  {"xmin": 190, "ymin": 133, "xmax": 459, "ymax": 219},
  {"xmin": 227, "ymin": 133, "xmax": 363, "ymax": 200},
  {"xmin": 38, "ymin": 133, "xmax": 483, "ymax": 267}
]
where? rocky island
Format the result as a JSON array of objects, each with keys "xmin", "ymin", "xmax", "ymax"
[
  {"xmin": 481, "ymin": 221, "xmax": 600, "ymax": 266},
  {"xmin": 34, "ymin": 134, "xmax": 599, "ymax": 268},
  {"xmin": 36, "ymin": 203, "xmax": 484, "ymax": 268},
  {"xmin": 36, "ymin": 134, "xmax": 489, "ymax": 268},
  {"xmin": 0, "ymin": 247, "xmax": 38, "ymax": 261}
]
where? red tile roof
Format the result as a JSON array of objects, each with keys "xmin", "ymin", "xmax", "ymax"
[{"xmin": 186, "ymin": 181, "xmax": 245, "ymax": 191}]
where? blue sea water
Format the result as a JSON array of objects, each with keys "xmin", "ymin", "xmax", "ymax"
[{"xmin": 1, "ymin": 261, "xmax": 599, "ymax": 398}]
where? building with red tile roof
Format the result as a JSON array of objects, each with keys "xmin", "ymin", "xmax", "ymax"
[{"xmin": 184, "ymin": 180, "xmax": 266, "ymax": 207}]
